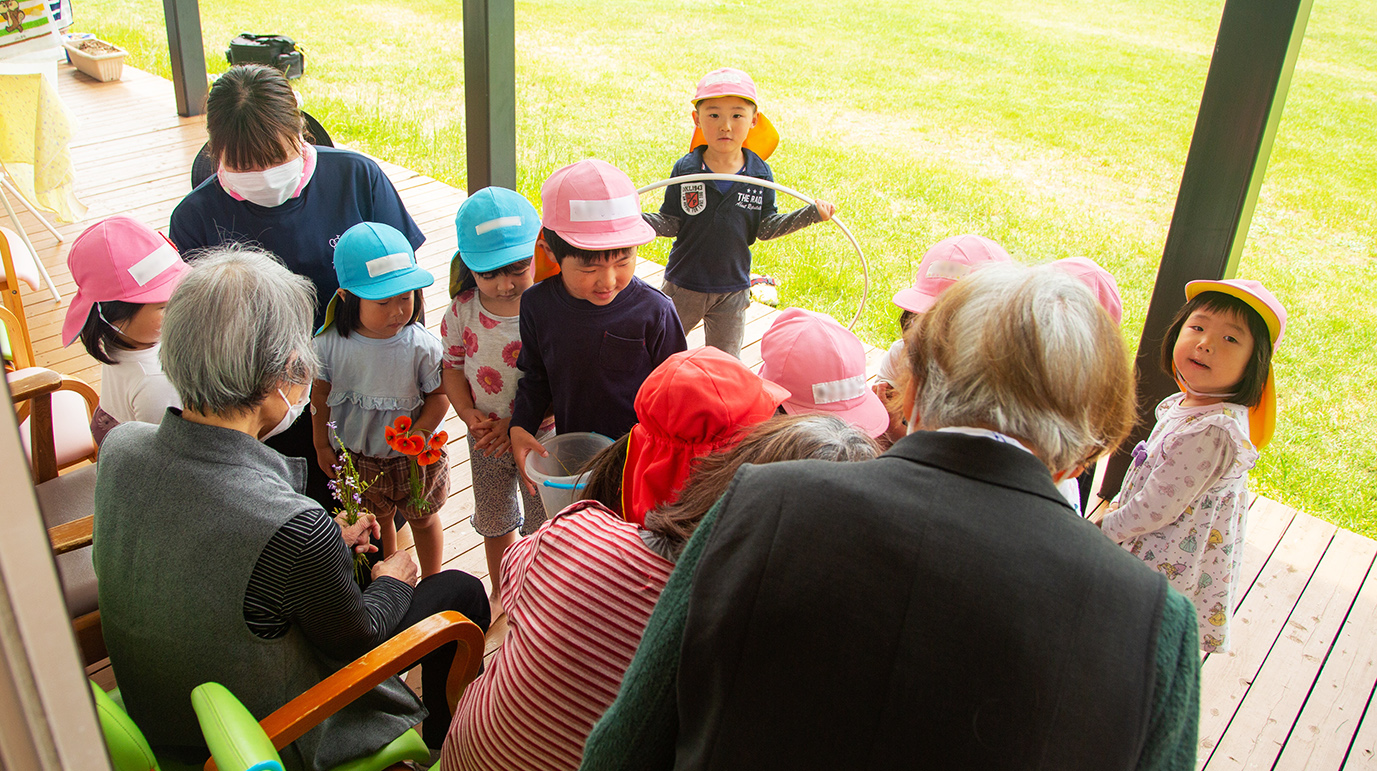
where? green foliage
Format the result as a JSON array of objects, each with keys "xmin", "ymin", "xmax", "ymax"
[{"xmin": 75, "ymin": 0, "xmax": 1377, "ymax": 535}]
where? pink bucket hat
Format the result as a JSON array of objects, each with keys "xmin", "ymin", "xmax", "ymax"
[
  {"xmin": 893, "ymin": 234, "xmax": 1013, "ymax": 313},
  {"xmin": 760, "ymin": 308, "xmax": 890, "ymax": 438},
  {"xmin": 693, "ymin": 67, "xmax": 759, "ymax": 106},
  {"xmin": 540, "ymin": 159, "xmax": 654, "ymax": 251},
  {"xmin": 62, "ymin": 216, "xmax": 190, "ymax": 347},
  {"xmin": 1053, "ymin": 256, "xmax": 1123, "ymax": 325}
]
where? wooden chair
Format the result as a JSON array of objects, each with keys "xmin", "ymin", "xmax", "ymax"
[
  {"xmin": 0, "ymin": 225, "xmax": 39, "ymax": 370},
  {"xmin": 89, "ymin": 611, "xmax": 484, "ymax": 771},
  {"xmin": 7, "ymin": 365, "xmax": 104, "ymax": 664}
]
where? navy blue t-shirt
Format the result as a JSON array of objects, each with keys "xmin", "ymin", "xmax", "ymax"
[
  {"xmin": 659, "ymin": 147, "xmax": 777, "ymax": 294},
  {"xmin": 511, "ymin": 276, "xmax": 687, "ymax": 440},
  {"xmin": 169, "ymin": 147, "xmax": 425, "ymax": 328}
]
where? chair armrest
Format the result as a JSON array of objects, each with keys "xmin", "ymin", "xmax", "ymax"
[
  {"xmin": 59, "ymin": 374, "xmax": 100, "ymax": 417},
  {"xmin": 192, "ymin": 683, "xmax": 285, "ymax": 771},
  {"xmin": 204, "ymin": 610, "xmax": 485, "ymax": 771},
  {"xmin": 49, "ymin": 515, "xmax": 92, "ymax": 555},
  {"xmin": 7, "ymin": 367, "xmax": 60, "ymax": 401}
]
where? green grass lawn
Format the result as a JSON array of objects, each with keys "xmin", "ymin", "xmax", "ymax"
[{"xmin": 78, "ymin": 0, "xmax": 1377, "ymax": 535}]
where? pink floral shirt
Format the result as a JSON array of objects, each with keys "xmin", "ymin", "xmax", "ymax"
[
  {"xmin": 441, "ymin": 290, "xmax": 524, "ymax": 420},
  {"xmin": 1102, "ymin": 393, "xmax": 1259, "ymax": 654}
]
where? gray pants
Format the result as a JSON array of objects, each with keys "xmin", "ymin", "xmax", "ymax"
[{"xmin": 663, "ymin": 282, "xmax": 750, "ymax": 358}]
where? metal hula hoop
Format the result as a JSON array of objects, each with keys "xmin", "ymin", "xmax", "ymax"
[{"xmin": 636, "ymin": 173, "xmax": 869, "ymax": 330}]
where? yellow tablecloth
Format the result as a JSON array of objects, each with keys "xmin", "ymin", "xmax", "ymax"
[{"xmin": 0, "ymin": 72, "xmax": 86, "ymax": 223}]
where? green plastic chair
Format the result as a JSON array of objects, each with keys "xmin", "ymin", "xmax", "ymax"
[{"xmin": 91, "ymin": 611, "xmax": 482, "ymax": 771}]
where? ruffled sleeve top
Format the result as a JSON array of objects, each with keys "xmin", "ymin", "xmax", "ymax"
[{"xmin": 313, "ymin": 324, "xmax": 443, "ymax": 458}]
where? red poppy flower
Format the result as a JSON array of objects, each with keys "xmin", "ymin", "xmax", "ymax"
[
  {"xmin": 393, "ymin": 415, "xmax": 412, "ymax": 432},
  {"xmin": 418, "ymin": 447, "xmax": 443, "ymax": 466},
  {"xmin": 429, "ymin": 431, "xmax": 448, "ymax": 451},
  {"xmin": 394, "ymin": 434, "xmax": 424, "ymax": 456}
]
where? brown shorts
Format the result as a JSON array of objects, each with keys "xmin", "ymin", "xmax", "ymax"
[{"xmin": 352, "ymin": 449, "xmax": 449, "ymax": 521}]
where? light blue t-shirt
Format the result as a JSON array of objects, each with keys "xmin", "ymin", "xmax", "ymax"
[{"xmin": 313, "ymin": 323, "xmax": 443, "ymax": 458}]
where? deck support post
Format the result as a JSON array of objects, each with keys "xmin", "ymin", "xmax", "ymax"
[
  {"xmin": 463, "ymin": 0, "xmax": 518, "ymax": 193},
  {"xmin": 162, "ymin": 0, "xmax": 208, "ymax": 117},
  {"xmin": 1099, "ymin": 0, "xmax": 1313, "ymax": 499}
]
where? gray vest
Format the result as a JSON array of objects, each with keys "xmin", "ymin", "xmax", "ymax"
[{"xmin": 93, "ymin": 413, "xmax": 424, "ymax": 771}]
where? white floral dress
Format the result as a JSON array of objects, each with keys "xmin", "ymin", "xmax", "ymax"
[{"xmin": 1102, "ymin": 393, "xmax": 1259, "ymax": 653}]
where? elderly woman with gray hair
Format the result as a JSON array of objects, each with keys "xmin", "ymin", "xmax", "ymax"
[
  {"xmin": 582, "ymin": 264, "xmax": 1201, "ymax": 771},
  {"xmin": 93, "ymin": 247, "xmax": 489, "ymax": 771}
]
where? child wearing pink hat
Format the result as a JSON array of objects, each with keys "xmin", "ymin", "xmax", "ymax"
[
  {"xmin": 644, "ymin": 67, "xmax": 837, "ymax": 358},
  {"xmin": 761, "ymin": 308, "xmax": 890, "ymax": 439},
  {"xmin": 872, "ymin": 234, "xmax": 1013, "ymax": 446},
  {"xmin": 509, "ymin": 159, "xmax": 688, "ymax": 487},
  {"xmin": 61, "ymin": 216, "xmax": 191, "ymax": 445},
  {"xmin": 1100, "ymin": 279, "xmax": 1286, "ymax": 654}
]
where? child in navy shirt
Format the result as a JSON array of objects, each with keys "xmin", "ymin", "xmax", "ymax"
[
  {"xmin": 644, "ymin": 68, "xmax": 836, "ymax": 358},
  {"xmin": 510, "ymin": 159, "xmax": 688, "ymax": 488}
]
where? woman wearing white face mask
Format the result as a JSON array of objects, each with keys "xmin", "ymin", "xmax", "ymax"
[
  {"xmin": 169, "ymin": 64, "xmax": 425, "ymax": 510},
  {"xmin": 93, "ymin": 247, "xmax": 490, "ymax": 770}
]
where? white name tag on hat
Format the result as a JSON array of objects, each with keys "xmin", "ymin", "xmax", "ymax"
[
  {"xmin": 569, "ymin": 195, "xmax": 640, "ymax": 222},
  {"xmin": 367, "ymin": 252, "xmax": 413, "ymax": 277},
  {"xmin": 812, "ymin": 374, "xmax": 865, "ymax": 405},
  {"xmin": 127, "ymin": 243, "xmax": 181, "ymax": 286},
  {"xmin": 475, "ymin": 216, "xmax": 523, "ymax": 235},
  {"xmin": 925, "ymin": 260, "xmax": 972, "ymax": 281}
]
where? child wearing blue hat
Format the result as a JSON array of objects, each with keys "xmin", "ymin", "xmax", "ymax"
[
  {"xmin": 310, "ymin": 222, "xmax": 449, "ymax": 576},
  {"xmin": 441, "ymin": 187, "xmax": 548, "ymax": 615}
]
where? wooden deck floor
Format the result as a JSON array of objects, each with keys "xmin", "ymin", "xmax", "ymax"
[{"xmin": 13, "ymin": 64, "xmax": 1377, "ymax": 769}]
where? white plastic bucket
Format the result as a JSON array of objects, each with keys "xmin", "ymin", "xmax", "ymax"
[{"xmin": 525, "ymin": 432, "xmax": 614, "ymax": 515}]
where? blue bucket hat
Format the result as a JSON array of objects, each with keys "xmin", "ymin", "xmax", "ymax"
[
  {"xmin": 454, "ymin": 187, "xmax": 541, "ymax": 273},
  {"xmin": 319, "ymin": 222, "xmax": 433, "ymax": 332}
]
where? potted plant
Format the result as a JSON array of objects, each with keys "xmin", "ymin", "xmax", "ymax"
[{"xmin": 63, "ymin": 37, "xmax": 127, "ymax": 82}]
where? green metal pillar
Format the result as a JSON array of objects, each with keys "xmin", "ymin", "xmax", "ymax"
[
  {"xmin": 162, "ymin": 0, "xmax": 207, "ymax": 117},
  {"xmin": 1100, "ymin": 0, "xmax": 1313, "ymax": 498},
  {"xmin": 463, "ymin": 0, "xmax": 518, "ymax": 193}
]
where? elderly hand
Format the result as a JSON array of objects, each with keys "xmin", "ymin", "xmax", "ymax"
[
  {"xmin": 372, "ymin": 550, "xmax": 420, "ymax": 587},
  {"xmin": 336, "ymin": 512, "xmax": 381, "ymax": 555}
]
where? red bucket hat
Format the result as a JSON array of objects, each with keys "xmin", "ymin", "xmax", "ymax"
[{"xmin": 621, "ymin": 347, "xmax": 790, "ymax": 525}]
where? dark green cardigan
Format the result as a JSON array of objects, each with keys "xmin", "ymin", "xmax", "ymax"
[{"xmin": 580, "ymin": 500, "xmax": 1201, "ymax": 771}]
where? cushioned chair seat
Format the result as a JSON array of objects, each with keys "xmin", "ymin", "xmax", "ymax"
[
  {"xmin": 34, "ymin": 464, "xmax": 97, "ymax": 616},
  {"xmin": 21, "ymin": 389, "xmax": 98, "ymax": 468}
]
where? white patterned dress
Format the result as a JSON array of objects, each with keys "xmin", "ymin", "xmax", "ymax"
[{"xmin": 1101, "ymin": 393, "xmax": 1259, "ymax": 653}]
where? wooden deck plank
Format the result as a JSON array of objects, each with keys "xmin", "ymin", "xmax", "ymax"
[
  {"xmin": 1198, "ymin": 505, "xmax": 1337, "ymax": 763},
  {"xmin": 1275, "ymin": 555, "xmax": 1377, "ymax": 770},
  {"xmin": 1342, "ymin": 697, "xmax": 1377, "ymax": 769},
  {"xmin": 1205, "ymin": 528, "xmax": 1377, "ymax": 770}
]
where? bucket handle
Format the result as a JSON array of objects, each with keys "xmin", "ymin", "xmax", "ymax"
[{"xmin": 542, "ymin": 480, "xmax": 584, "ymax": 491}]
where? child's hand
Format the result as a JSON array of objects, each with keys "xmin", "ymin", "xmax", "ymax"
[
  {"xmin": 316, "ymin": 445, "xmax": 339, "ymax": 479},
  {"xmin": 475, "ymin": 417, "xmax": 513, "ymax": 457},
  {"xmin": 457, "ymin": 407, "xmax": 489, "ymax": 432},
  {"xmin": 509, "ymin": 426, "xmax": 548, "ymax": 496},
  {"xmin": 815, "ymin": 199, "xmax": 838, "ymax": 222}
]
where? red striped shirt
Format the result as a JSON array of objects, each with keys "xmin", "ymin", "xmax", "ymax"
[{"xmin": 443, "ymin": 503, "xmax": 674, "ymax": 771}]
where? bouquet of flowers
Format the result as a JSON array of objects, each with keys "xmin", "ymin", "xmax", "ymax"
[
  {"xmin": 326, "ymin": 421, "xmax": 377, "ymax": 586},
  {"xmin": 385, "ymin": 415, "xmax": 448, "ymax": 514}
]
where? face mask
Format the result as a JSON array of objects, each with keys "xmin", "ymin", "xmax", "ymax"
[
  {"xmin": 262, "ymin": 385, "xmax": 310, "ymax": 441},
  {"xmin": 219, "ymin": 154, "xmax": 305, "ymax": 208}
]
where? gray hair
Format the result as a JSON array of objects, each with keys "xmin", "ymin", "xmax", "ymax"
[
  {"xmin": 906, "ymin": 263, "xmax": 1135, "ymax": 473},
  {"xmin": 160, "ymin": 245, "xmax": 319, "ymax": 416}
]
